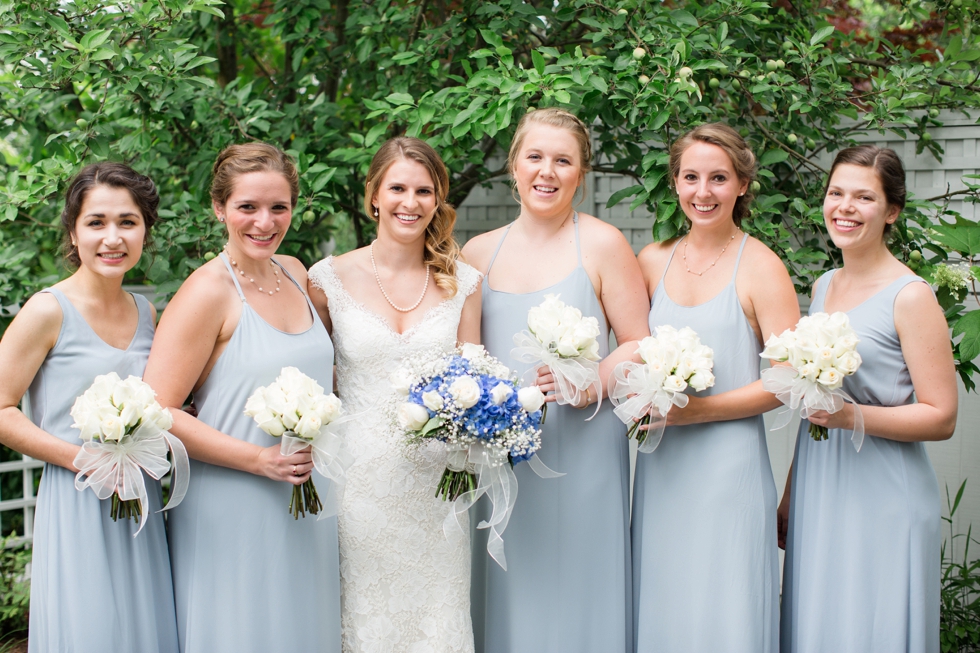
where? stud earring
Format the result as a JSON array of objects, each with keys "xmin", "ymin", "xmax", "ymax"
[
  {"xmin": 218, "ymin": 216, "xmax": 225, "ymax": 223},
  {"xmin": 373, "ymin": 206, "xmax": 379, "ymax": 218}
]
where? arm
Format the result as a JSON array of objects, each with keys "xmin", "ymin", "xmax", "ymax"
[
  {"xmin": 807, "ymin": 281, "xmax": 957, "ymax": 441},
  {"xmin": 665, "ymin": 240, "xmax": 801, "ymax": 425},
  {"xmin": 457, "ymin": 281, "xmax": 482, "ymax": 345},
  {"xmin": 0, "ymin": 293, "xmax": 81, "ymax": 471},
  {"xmin": 308, "ymin": 278, "xmax": 332, "ymax": 334},
  {"xmin": 142, "ymin": 265, "xmax": 313, "ymax": 484}
]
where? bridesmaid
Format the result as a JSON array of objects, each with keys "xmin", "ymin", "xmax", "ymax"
[
  {"xmin": 779, "ymin": 145, "xmax": 955, "ymax": 653},
  {"xmin": 142, "ymin": 143, "xmax": 341, "ymax": 652},
  {"xmin": 462, "ymin": 107, "xmax": 650, "ymax": 653},
  {"xmin": 0, "ymin": 163, "xmax": 178, "ymax": 652},
  {"xmin": 632, "ymin": 123, "xmax": 800, "ymax": 652}
]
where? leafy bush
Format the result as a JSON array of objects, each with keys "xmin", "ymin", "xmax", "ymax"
[
  {"xmin": 942, "ymin": 480, "xmax": 980, "ymax": 652},
  {"xmin": 0, "ymin": 537, "xmax": 30, "ymax": 641}
]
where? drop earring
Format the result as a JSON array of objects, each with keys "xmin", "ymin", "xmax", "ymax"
[{"xmin": 373, "ymin": 206, "xmax": 379, "ymax": 218}]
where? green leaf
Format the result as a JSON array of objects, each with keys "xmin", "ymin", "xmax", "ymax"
[
  {"xmin": 810, "ymin": 25, "xmax": 836, "ymax": 46},
  {"xmin": 760, "ymin": 149, "xmax": 789, "ymax": 166},
  {"xmin": 670, "ymin": 9, "xmax": 699, "ymax": 28},
  {"xmin": 932, "ymin": 216, "xmax": 980, "ymax": 256},
  {"xmin": 479, "ymin": 29, "xmax": 503, "ymax": 50},
  {"xmin": 365, "ymin": 123, "xmax": 388, "ymax": 147},
  {"xmin": 386, "ymin": 92, "xmax": 415, "ymax": 106},
  {"xmin": 532, "ymin": 50, "xmax": 546, "ymax": 76},
  {"xmin": 80, "ymin": 29, "xmax": 112, "ymax": 51},
  {"xmin": 606, "ymin": 184, "xmax": 643, "ymax": 208},
  {"xmin": 420, "ymin": 416, "xmax": 445, "ymax": 436},
  {"xmin": 90, "ymin": 48, "xmax": 116, "ymax": 61},
  {"xmin": 954, "ymin": 310, "xmax": 980, "ymax": 362}
]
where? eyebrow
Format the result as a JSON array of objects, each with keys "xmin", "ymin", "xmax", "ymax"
[
  {"xmin": 680, "ymin": 169, "xmax": 731, "ymax": 175},
  {"xmin": 827, "ymin": 185, "xmax": 877, "ymax": 194},
  {"xmin": 385, "ymin": 181, "xmax": 435, "ymax": 189},
  {"xmin": 82, "ymin": 211, "xmax": 142, "ymax": 218}
]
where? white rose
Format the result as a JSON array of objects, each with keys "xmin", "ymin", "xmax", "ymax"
[
  {"xmin": 676, "ymin": 326, "xmax": 699, "ymax": 351},
  {"xmin": 125, "ymin": 376, "xmax": 156, "ymax": 406},
  {"xmin": 662, "ymin": 375, "xmax": 687, "ymax": 393},
  {"xmin": 278, "ymin": 367, "xmax": 320, "ymax": 398},
  {"xmin": 528, "ymin": 295, "xmax": 564, "ymax": 344},
  {"xmin": 295, "ymin": 411, "xmax": 323, "ymax": 439},
  {"xmin": 571, "ymin": 317, "xmax": 600, "ymax": 349},
  {"xmin": 837, "ymin": 350, "xmax": 861, "ymax": 375},
  {"xmin": 797, "ymin": 362, "xmax": 819, "ymax": 382},
  {"xmin": 490, "ymin": 383, "xmax": 514, "ymax": 405},
  {"xmin": 460, "ymin": 343, "xmax": 486, "ymax": 360},
  {"xmin": 244, "ymin": 387, "xmax": 267, "ymax": 417},
  {"xmin": 689, "ymin": 370, "xmax": 715, "ymax": 392},
  {"xmin": 398, "ymin": 402, "xmax": 430, "ymax": 430},
  {"xmin": 110, "ymin": 381, "xmax": 133, "ymax": 410},
  {"xmin": 118, "ymin": 401, "xmax": 143, "ymax": 428},
  {"xmin": 675, "ymin": 355, "xmax": 696, "ymax": 379},
  {"xmin": 315, "ymin": 393, "xmax": 343, "ymax": 424},
  {"xmin": 389, "ymin": 368, "xmax": 415, "ymax": 396},
  {"xmin": 636, "ymin": 336, "xmax": 659, "ymax": 364},
  {"xmin": 264, "ymin": 386, "xmax": 290, "ymax": 416},
  {"xmin": 100, "ymin": 415, "xmax": 125, "ymax": 442},
  {"xmin": 90, "ymin": 372, "xmax": 121, "ymax": 399},
  {"xmin": 815, "ymin": 347, "xmax": 837, "ymax": 369},
  {"xmin": 253, "ymin": 409, "xmax": 286, "ymax": 437},
  {"xmin": 555, "ymin": 335, "xmax": 580, "ymax": 358},
  {"xmin": 817, "ymin": 367, "xmax": 843, "ymax": 389},
  {"xmin": 760, "ymin": 334, "xmax": 789, "ymax": 361},
  {"xmin": 449, "ymin": 376, "xmax": 481, "ymax": 409},
  {"xmin": 517, "ymin": 386, "xmax": 546, "ymax": 413},
  {"xmin": 143, "ymin": 404, "xmax": 173, "ymax": 431},
  {"xmin": 280, "ymin": 399, "xmax": 300, "ymax": 431},
  {"xmin": 422, "ymin": 390, "xmax": 445, "ymax": 411}
]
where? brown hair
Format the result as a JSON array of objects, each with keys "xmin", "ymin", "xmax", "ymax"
[
  {"xmin": 61, "ymin": 162, "xmax": 159, "ymax": 267},
  {"xmin": 825, "ymin": 145, "xmax": 906, "ymax": 235},
  {"xmin": 669, "ymin": 123, "xmax": 757, "ymax": 226},
  {"xmin": 210, "ymin": 142, "xmax": 299, "ymax": 208},
  {"xmin": 363, "ymin": 137, "xmax": 460, "ymax": 296},
  {"xmin": 507, "ymin": 108, "xmax": 593, "ymax": 201}
]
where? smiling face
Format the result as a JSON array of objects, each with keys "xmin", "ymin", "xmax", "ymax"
[
  {"xmin": 675, "ymin": 141, "xmax": 748, "ymax": 229},
  {"xmin": 823, "ymin": 163, "xmax": 900, "ymax": 250},
  {"xmin": 72, "ymin": 184, "xmax": 146, "ymax": 278},
  {"xmin": 372, "ymin": 157, "xmax": 438, "ymax": 243},
  {"xmin": 512, "ymin": 124, "xmax": 584, "ymax": 219},
  {"xmin": 214, "ymin": 170, "xmax": 293, "ymax": 260}
]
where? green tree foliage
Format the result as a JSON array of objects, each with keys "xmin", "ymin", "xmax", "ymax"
[{"xmin": 1, "ymin": 0, "xmax": 980, "ymax": 376}]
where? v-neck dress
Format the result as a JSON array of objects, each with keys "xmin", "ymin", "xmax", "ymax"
[
  {"xmin": 780, "ymin": 270, "xmax": 940, "ymax": 653},
  {"xmin": 471, "ymin": 215, "xmax": 633, "ymax": 653},
  {"xmin": 26, "ymin": 287, "xmax": 179, "ymax": 653},
  {"xmin": 633, "ymin": 235, "xmax": 779, "ymax": 653},
  {"xmin": 166, "ymin": 254, "xmax": 341, "ymax": 653}
]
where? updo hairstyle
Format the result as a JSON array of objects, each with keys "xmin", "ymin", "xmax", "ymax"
[
  {"xmin": 668, "ymin": 123, "xmax": 757, "ymax": 227},
  {"xmin": 61, "ymin": 162, "xmax": 159, "ymax": 267},
  {"xmin": 363, "ymin": 137, "xmax": 460, "ymax": 296},
  {"xmin": 825, "ymin": 145, "xmax": 906, "ymax": 236},
  {"xmin": 210, "ymin": 142, "xmax": 299, "ymax": 208}
]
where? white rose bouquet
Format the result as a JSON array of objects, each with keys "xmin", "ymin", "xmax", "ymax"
[
  {"xmin": 760, "ymin": 312, "xmax": 865, "ymax": 449},
  {"xmin": 608, "ymin": 325, "xmax": 715, "ymax": 453},
  {"xmin": 244, "ymin": 367, "xmax": 353, "ymax": 519},
  {"xmin": 70, "ymin": 372, "xmax": 189, "ymax": 535},
  {"xmin": 511, "ymin": 293, "xmax": 602, "ymax": 419},
  {"xmin": 393, "ymin": 343, "xmax": 558, "ymax": 570}
]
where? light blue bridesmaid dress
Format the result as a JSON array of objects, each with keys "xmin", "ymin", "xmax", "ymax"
[
  {"xmin": 780, "ymin": 271, "xmax": 940, "ymax": 653},
  {"xmin": 633, "ymin": 234, "xmax": 779, "ymax": 652},
  {"xmin": 26, "ymin": 287, "xmax": 179, "ymax": 653},
  {"xmin": 166, "ymin": 255, "xmax": 341, "ymax": 653},
  {"xmin": 471, "ymin": 214, "xmax": 632, "ymax": 653}
]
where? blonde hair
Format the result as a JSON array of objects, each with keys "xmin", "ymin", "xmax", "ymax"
[
  {"xmin": 363, "ymin": 137, "xmax": 460, "ymax": 296},
  {"xmin": 668, "ymin": 123, "xmax": 757, "ymax": 226},
  {"xmin": 507, "ymin": 108, "xmax": 592, "ymax": 203},
  {"xmin": 210, "ymin": 142, "xmax": 299, "ymax": 208}
]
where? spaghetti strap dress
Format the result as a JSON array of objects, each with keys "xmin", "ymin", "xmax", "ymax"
[
  {"xmin": 26, "ymin": 287, "xmax": 179, "ymax": 653},
  {"xmin": 780, "ymin": 271, "xmax": 940, "ymax": 653},
  {"xmin": 471, "ymin": 214, "xmax": 632, "ymax": 653},
  {"xmin": 166, "ymin": 254, "xmax": 342, "ymax": 653},
  {"xmin": 633, "ymin": 234, "xmax": 779, "ymax": 653}
]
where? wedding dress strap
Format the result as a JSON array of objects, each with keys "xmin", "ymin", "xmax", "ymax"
[
  {"xmin": 219, "ymin": 253, "xmax": 247, "ymax": 301},
  {"xmin": 730, "ymin": 233, "xmax": 749, "ymax": 284}
]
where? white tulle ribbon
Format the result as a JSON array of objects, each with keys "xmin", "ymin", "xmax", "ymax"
[
  {"xmin": 608, "ymin": 362, "xmax": 689, "ymax": 453},
  {"xmin": 280, "ymin": 413, "xmax": 357, "ymax": 519},
  {"xmin": 73, "ymin": 420, "xmax": 190, "ymax": 536},
  {"xmin": 511, "ymin": 331, "xmax": 602, "ymax": 420},
  {"xmin": 441, "ymin": 440, "xmax": 564, "ymax": 571},
  {"xmin": 760, "ymin": 366, "xmax": 866, "ymax": 452}
]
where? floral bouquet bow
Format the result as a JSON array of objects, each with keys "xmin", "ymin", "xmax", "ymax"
[
  {"xmin": 609, "ymin": 325, "xmax": 715, "ymax": 453},
  {"xmin": 511, "ymin": 293, "xmax": 602, "ymax": 420},
  {"xmin": 393, "ymin": 343, "xmax": 561, "ymax": 570},
  {"xmin": 70, "ymin": 372, "xmax": 189, "ymax": 536},
  {"xmin": 760, "ymin": 312, "xmax": 865, "ymax": 450},
  {"xmin": 244, "ymin": 367, "xmax": 354, "ymax": 519}
]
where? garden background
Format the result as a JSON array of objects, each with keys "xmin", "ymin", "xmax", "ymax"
[{"xmin": 2, "ymin": 0, "xmax": 980, "ymax": 648}]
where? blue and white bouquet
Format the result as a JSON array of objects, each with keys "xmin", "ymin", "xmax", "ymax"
[{"xmin": 392, "ymin": 343, "xmax": 553, "ymax": 569}]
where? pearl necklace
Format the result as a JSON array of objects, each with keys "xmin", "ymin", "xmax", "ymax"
[
  {"xmin": 223, "ymin": 244, "xmax": 281, "ymax": 295},
  {"xmin": 682, "ymin": 231, "xmax": 739, "ymax": 277},
  {"xmin": 370, "ymin": 241, "xmax": 430, "ymax": 313}
]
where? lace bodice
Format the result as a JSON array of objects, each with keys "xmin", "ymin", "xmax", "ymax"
[{"xmin": 308, "ymin": 257, "xmax": 481, "ymax": 653}]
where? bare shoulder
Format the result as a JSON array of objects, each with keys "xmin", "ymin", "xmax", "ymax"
[
  {"xmin": 577, "ymin": 213, "xmax": 631, "ymax": 252},
  {"xmin": 164, "ymin": 256, "xmax": 237, "ymax": 315},
  {"xmin": 894, "ymin": 277, "xmax": 939, "ymax": 314},
  {"xmin": 273, "ymin": 255, "xmax": 308, "ymax": 287},
  {"xmin": 637, "ymin": 238, "xmax": 677, "ymax": 278},
  {"xmin": 460, "ymin": 226, "xmax": 508, "ymax": 274},
  {"xmin": 329, "ymin": 247, "xmax": 370, "ymax": 281},
  {"xmin": 740, "ymin": 236, "xmax": 789, "ymax": 275}
]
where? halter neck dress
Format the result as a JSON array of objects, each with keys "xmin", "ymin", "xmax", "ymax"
[
  {"xmin": 780, "ymin": 271, "xmax": 940, "ymax": 653},
  {"xmin": 633, "ymin": 234, "xmax": 779, "ymax": 652},
  {"xmin": 166, "ymin": 254, "xmax": 341, "ymax": 653},
  {"xmin": 470, "ymin": 214, "xmax": 632, "ymax": 653},
  {"xmin": 26, "ymin": 287, "xmax": 179, "ymax": 653}
]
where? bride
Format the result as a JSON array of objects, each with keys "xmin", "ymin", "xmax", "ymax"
[{"xmin": 308, "ymin": 137, "xmax": 481, "ymax": 652}]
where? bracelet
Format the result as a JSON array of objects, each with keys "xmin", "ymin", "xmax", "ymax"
[{"xmin": 585, "ymin": 385, "xmax": 594, "ymax": 405}]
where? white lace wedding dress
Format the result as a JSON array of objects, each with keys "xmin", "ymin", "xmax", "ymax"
[{"xmin": 309, "ymin": 257, "xmax": 480, "ymax": 653}]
